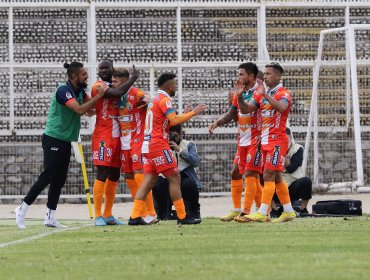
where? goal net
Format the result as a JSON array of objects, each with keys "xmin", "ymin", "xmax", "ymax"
[{"xmin": 303, "ymin": 24, "xmax": 370, "ymax": 193}]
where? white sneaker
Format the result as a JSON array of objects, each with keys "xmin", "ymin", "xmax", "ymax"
[
  {"xmin": 15, "ymin": 206, "xmax": 26, "ymax": 229},
  {"xmin": 44, "ymin": 218, "xmax": 67, "ymax": 228}
]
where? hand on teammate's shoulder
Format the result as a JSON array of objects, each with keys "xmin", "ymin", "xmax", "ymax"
[{"xmin": 96, "ymin": 84, "xmax": 109, "ymax": 97}]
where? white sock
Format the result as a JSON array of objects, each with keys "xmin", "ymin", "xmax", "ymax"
[
  {"xmin": 283, "ymin": 203, "xmax": 294, "ymax": 213},
  {"xmin": 233, "ymin": 208, "xmax": 242, "ymax": 212},
  {"xmin": 258, "ymin": 203, "xmax": 269, "ymax": 216},
  {"xmin": 45, "ymin": 208, "xmax": 55, "ymax": 220}
]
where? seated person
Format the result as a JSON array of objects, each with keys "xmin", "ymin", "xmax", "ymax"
[
  {"xmin": 271, "ymin": 127, "xmax": 312, "ymax": 217},
  {"xmin": 152, "ymin": 124, "xmax": 201, "ymax": 220}
]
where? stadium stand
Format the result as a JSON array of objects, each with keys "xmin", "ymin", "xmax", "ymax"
[{"xmin": 0, "ymin": 1, "xmax": 369, "ymax": 198}]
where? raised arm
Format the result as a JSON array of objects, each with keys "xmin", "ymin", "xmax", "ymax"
[
  {"xmin": 167, "ymin": 104, "xmax": 208, "ymax": 127},
  {"xmin": 66, "ymin": 84, "xmax": 108, "ymax": 116},
  {"xmin": 208, "ymin": 107, "xmax": 237, "ymax": 135},
  {"xmin": 257, "ymin": 79, "xmax": 289, "ymax": 113},
  {"xmin": 104, "ymin": 66, "xmax": 140, "ymax": 98}
]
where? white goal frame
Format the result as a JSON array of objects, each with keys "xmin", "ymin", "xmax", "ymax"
[{"xmin": 303, "ymin": 24, "xmax": 370, "ymax": 191}]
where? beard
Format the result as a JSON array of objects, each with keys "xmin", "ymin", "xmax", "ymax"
[{"xmin": 79, "ymin": 81, "xmax": 88, "ymax": 89}]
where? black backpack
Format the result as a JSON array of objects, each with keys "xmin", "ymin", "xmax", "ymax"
[{"xmin": 312, "ymin": 200, "xmax": 362, "ymax": 216}]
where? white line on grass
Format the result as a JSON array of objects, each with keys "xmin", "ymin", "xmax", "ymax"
[{"xmin": 0, "ymin": 223, "xmax": 93, "ymax": 249}]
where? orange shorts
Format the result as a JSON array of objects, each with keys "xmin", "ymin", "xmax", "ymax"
[
  {"xmin": 92, "ymin": 136, "xmax": 121, "ymax": 168},
  {"xmin": 142, "ymin": 148, "xmax": 178, "ymax": 176},
  {"xmin": 121, "ymin": 147, "xmax": 144, "ymax": 173},
  {"xmin": 234, "ymin": 145, "xmax": 263, "ymax": 175},
  {"xmin": 261, "ymin": 141, "xmax": 289, "ymax": 172}
]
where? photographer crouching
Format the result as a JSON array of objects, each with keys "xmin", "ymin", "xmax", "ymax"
[{"xmin": 152, "ymin": 124, "xmax": 201, "ymax": 220}]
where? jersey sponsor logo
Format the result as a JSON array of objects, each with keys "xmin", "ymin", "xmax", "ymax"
[
  {"xmin": 254, "ymin": 150, "xmax": 261, "ymax": 166},
  {"xmin": 93, "ymin": 151, "xmax": 99, "ymax": 160},
  {"xmin": 163, "ymin": 149, "xmax": 173, "ymax": 163},
  {"xmin": 99, "ymin": 141, "xmax": 105, "ymax": 161},
  {"xmin": 142, "ymin": 156, "xmax": 149, "ymax": 164},
  {"xmin": 165, "ymin": 100, "xmax": 172, "ymax": 109},
  {"xmin": 272, "ymin": 146, "xmax": 280, "ymax": 166},
  {"xmin": 66, "ymin": 92, "xmax": 73, "ymax": 100},
  {"xmin": 51, "ymin": 147, "xmax": 59, "ymax": 151},
  {"xmin": 153, "ymin": 156, "xmax": 166, "ymax": 166}
]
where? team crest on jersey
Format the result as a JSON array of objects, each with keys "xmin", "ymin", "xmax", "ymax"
[
  {"xmin": 266, "ymin": 154, "xmax": 271, "ymax": 163},
  {"xmin": 132, "ymin": 153, "xmax": 139, "ymax": 162},
  {"xmin": 246, "ymin": 154, "xmax": 251, "ymax": 163},
  {"xmin": 99, "ymin": 141, "xmax": 106, "ymax": 161},
  {"xmin": 127, "ymin": 102, "xmax": 133, "ymax": 111},
  {"xmin": 163, "ymin": 150, "xmax": 173, "ymax": 163},
  {"xmin": 272, "ymin": 146, "xmax": 280, "ymax": 166},
  {"xmin": 166, "ymin": 100, "xmax": 172, "ymax": 109}
]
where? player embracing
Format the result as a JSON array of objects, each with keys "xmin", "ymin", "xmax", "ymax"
[
  {"xmin": 112, "ymin": 68, "xmax": 157, "ymax": 224},
  {"xmin": 209, "ymin": 62, "xmax": 263, "ymax": 222},
  {"xmin": 129, "ymin": 73, "xmax": 207, "ymax": 225},
  {"xmin": 91, "ymin": 60, "xmax": 139, "ymax": 226},
  {"xmin": 236, "ymin": 62, "xmax": 296, "ymax": 223}
]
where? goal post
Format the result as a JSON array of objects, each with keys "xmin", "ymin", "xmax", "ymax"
[{"xmin": 303, "ymin": 24, "xmax": 369, "ymax": 192}]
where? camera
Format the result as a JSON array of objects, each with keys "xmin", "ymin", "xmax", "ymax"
[{"xmin": 169, "ymin": 134, "xmax": 176, "ymax": 142}]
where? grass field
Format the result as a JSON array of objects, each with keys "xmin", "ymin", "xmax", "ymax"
[{"xmin": 1, "ymin": 217, "xmax": 369, "ymax": 280}]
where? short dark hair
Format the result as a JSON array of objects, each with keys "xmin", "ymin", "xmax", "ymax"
[
  {"xmin": 100, "ymin": 58, "xmax": 113, "ymax": 66},
  {"xmin": 63, "ymin": 62, "xmax": 84, "ymax": 78},
  {"xmin": 265, "ymin": 62, "xmax": 284, "ymax": 74},
  {"xmin": 286, "ymin": 127, "xmax": 291, "ymax": 135},
  {"xmin": 238, "ymin": 62, "xmax": 258, "ymax": 77},
  {"xmin": 169, "ymin": 124, "xmax": 182, "ymax": 134},
  {"xmin": 158, "ymin": 73, "xmax": 176, "ymax": 88},
  {"xmin": 112, "ymin": 67, "xmax": 129, "ymax": 78}
]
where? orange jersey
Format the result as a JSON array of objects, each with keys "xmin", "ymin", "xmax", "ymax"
[
  {"xmin": 92, "ymin": 80, "xmax": 120, "ymax": 138},
  {"xmin": 118, "ymin": 87, "xmax": 146, "ymax": 150},
  {"xmin": 231, "ymin": 83, "xmax": 262, "ymax": 147},
  {"xmin": 141, "ymin": 90, "xmax": 175, "ymax": 154},
  {"xmin": 252, "ymin": 84, "xmax": 292, "ymax": 145}
]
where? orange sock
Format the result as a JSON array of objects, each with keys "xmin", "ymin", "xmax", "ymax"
[
  {"xmin": 130, "ymin": 199, "xmax": 146, "ymax": 219},
  {"xmin": 261, "ymin": 181, "xmax": 276, "ymax": 205},
  {"xmin": 103, "ymin": 179, "xmax": 118, "ymax": 218},
  {"xmin": 126, "ymin": 178, "xmax": 138, "ymax": 199},
  {"xmin": 231, "ymin": 179, "xmax": 243, "ymax": 210},
  {"xmin": 173, "ymin": 198, "xmax": 186, "ymax": 220},
  {"xmin": 243, "ymin": 177, "xmax": 257, "ymax": 214},
  {"xmin": 276, "ymin": 181, "xmax": 291, "ymax": 205},
  {"xmin": 255, "ymin": 180, "xmax": 263, "ymax": 209},
  {"xmin": 93, "ymin": 179, "xmax": 105, "ymax": 218},
  {"xmin": 135, "ymin": 173, "xmax": 156, "ymax": 217}
]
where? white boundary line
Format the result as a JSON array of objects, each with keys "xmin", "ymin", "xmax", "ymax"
[{"xmin": 0, "ymin": 223, "xmax": 93, "ymax": 249}]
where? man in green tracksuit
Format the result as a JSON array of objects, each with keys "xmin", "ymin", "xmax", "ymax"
[{"xmin": 15, "ymin": 62, "xmax": 108, "ymax": 229}]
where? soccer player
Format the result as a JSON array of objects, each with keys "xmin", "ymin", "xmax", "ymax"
[
  {"xmin": 91, "ymin": 60, "xmax": 139, "ymax": 226},
  {"xmin": 209, "ymin": 63, "xmax": 263, "ymax": 222},
  {"xmin": 128, "ymin": 73, "xmax": 207, "ymax": 225},
  {"xmin": 15, "ymin": 62, "xmax": 108, "ymax": 228},
  {"xmin": 112, "ymin": 68, "xmax": 157, "ymax": 224},
  {"xmin": 235, "ymin": 62, "xmax": 296, "ymax": 223}
]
